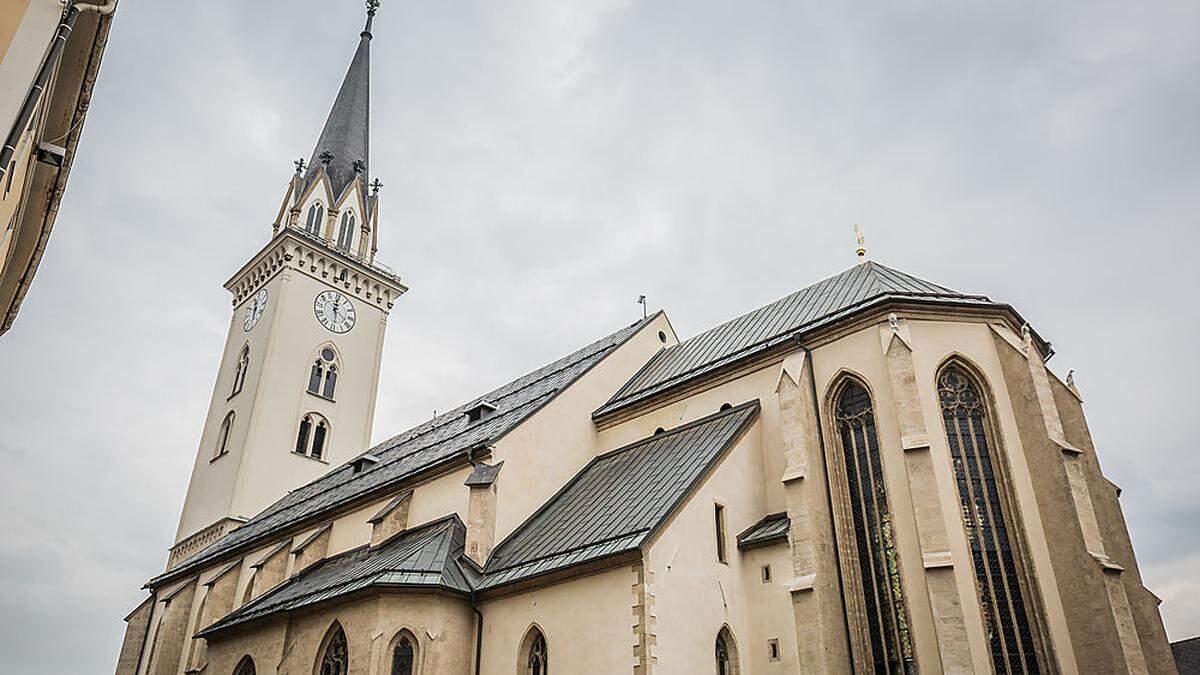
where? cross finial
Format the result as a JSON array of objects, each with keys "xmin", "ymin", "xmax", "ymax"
[
  {"xmin": 363, "ymin": 0, "xmax": 381, "ymax": 37},
  {"xmin": 854, "ymin": 224, "xmax": 867, "ymax": 263},
  {"xmin": 351, "ymin": 158, "xmax": 366, "ymax": 175},
  {"xmin": 318, "ymin": 150, "xmax": 334, "ymax": 165},
  {"xmin": 293, "ymin": 157, "xmax": 307, "ymax": 174},
  {"xmin": 370, "ymin": 178, "xmax": 383, "ymax": 195}
]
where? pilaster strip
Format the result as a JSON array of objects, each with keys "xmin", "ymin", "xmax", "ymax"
[
  {"xmin": 880, "ymin": 321, "xmax": 973, "ymax": 673},
  {"xmin": 632, "ymin": 562, "xmax": 657, "ymax": 674}
]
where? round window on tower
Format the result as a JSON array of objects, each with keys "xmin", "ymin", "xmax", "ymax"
[{"xmin": 321, "ymin": 348, "xmax": 336, "ymax": 362}]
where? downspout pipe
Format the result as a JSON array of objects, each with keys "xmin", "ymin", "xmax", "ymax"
[
  {"xmin": 471, "ymin": 593, "xmax": 484, "ymax": 675},
  {"xmin": 798, "ymin": 340, "xmax": 857, "ymax": 674},
  {"xmin": 0, "ymin": 7, "xmax": 80, "ymax": 185}
]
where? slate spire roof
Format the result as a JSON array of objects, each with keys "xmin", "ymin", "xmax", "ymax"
[
  {"xmin": 302, "ymin": 4, "xmax": 375, "ymax": 199},
  {"xmin": 595, "ymin": 261, "xmax": 996, "ymax": 418}
]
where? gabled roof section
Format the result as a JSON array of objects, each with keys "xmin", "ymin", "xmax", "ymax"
[
  {"xmin": 199, "ymin": 516, "xmax": 470, "ymax": 637},
  {"xmin": 478, "ymin": 401, "xmax": 760, "ymax": 591},
  {"xmin": 736, "ymin": 512, "xmax": 790, "ymax": 550},
  {"xmin": 595, "ymin": 262, "xmax": 992, "ymax": 418},
  {"xmin": 154, "ymin": 315, "xmax": 658, "ymax": 587},
  {"xmin": 302, "ymin": 9, "xmax": 373, "ymax": 200}
]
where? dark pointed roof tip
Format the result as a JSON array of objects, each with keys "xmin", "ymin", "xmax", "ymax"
[{"xmin": 302, "ymin": 1, "xmax": 378, "ymax": 201}]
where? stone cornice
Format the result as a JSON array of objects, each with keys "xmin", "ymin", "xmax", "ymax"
[{"xmin": 223, "ymin": 228, "xmax": 407, "ymax": 310}]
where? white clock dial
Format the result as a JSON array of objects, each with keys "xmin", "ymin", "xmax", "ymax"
[
  {"xmin": 314, "ymin": 290, "xmax": 356, "ymax": 333},
  {"xmin": 242, "ymin": 288, "xmax": 268, "ymax": 332}
]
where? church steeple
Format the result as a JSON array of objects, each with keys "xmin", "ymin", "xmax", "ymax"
[{"xmin": 302, "ymin": 0, "xmax": 377, "ymax": 200}]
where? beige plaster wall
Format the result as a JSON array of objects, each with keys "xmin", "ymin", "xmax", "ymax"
[
  {"xmin": 645, "ymin": 420, "xmax": 795, "ymax": 674},
  {"xmin": 479, "ymin": 565, "xmax": 636, "ymax": 675},
  {"xmin": 205, "ymin": 593, "xmax": 474, "ymax": 675},
  {"xmin": 492, "ymin": 313, "xmax": 676, "ymax": 541}
]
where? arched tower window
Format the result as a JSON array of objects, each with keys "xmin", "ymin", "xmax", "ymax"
[
  {"xmin": 295, "ymin": 413, "xmax": 329, "ymax": 460},
  {"xmin": 938, "ymin": 365, "xmax": 1043, "ymax": 673},
  {"xmin": 522, "ymin": 627, "xmax": 548, "ymax": 675},
  {"xmin": 231, "ymin": 345, "xmax": 250, "ymax": 397},
  {"xmin": 304, "ymin": 203, "xmax": 325, "ymax": 235},
  {"xmin": 307, "ymin": 347, "xmax": 339, "ymax": 399},
  {"xmin": 390, "ymin": 631, "xmax": 417, "ymax": 675},
  {"xmin": 318, "ymin": 624, "xmax": 348, "ymax": 675},
  {"xmin": 215, "ymin": 411, "xmax": 235, "ymax": 458},
  {"xmin": 715, "ymin": 626, "xmax": 740, "ymax": 675},
  {"xmin": 233, "ymin": 655, "xmax": 256, "ymax": 675},
  {"xmin": 832, "ymin": 379, "xmax": 915, "ymax": 673},
  {"xmin": 336, "ymin": 212, "xmax": 356, "ymax": 251}
]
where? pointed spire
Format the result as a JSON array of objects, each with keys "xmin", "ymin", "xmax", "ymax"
[{"xmin": 303, "ymin": 1, "xmax": 377, "ymax": 199}]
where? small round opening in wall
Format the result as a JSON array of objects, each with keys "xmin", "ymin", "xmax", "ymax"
[
  {"xmin": 720, "ymin": 403, "xmax": 733, "ymax": 411},
  {"xmin": 321, "ymin": 348, "xmax": 336, "ymax": 362},
  {"xmin": 658, "ymin": 331, "xmax": 667, "ymax": 343},
  {"xmin": 654, "ymin": 427, "xmax": 665, "ymax": 435}
]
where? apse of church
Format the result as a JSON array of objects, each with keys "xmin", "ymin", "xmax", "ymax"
[{"xmin": 117, "ymin": 4, "xmax": 1175, "ymax": 675}]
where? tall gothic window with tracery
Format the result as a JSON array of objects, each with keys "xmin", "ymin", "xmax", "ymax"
[
  {"xmin": 319, "ymin": 627, "xmax": 348, "ymax": 675},
  {"xmin": 305, "ymin": 203, "xmax": 325, "ymax": 235},
  {"xmin": 233, "ymin": 656, "xmax": 256, "ymax": 675},
  {"xmin": 525, "ymin": 629, "xmax": 547, "ymax": 675},
  {"xmin": 715, "ymin": 626, "xmax": 740, "ymax": 675},
  {"xmin": 833, "ymin": 380, "xmax": 916, "ymax": 674},
  {"xmin": 391, "ymin": 634, "xmax": 415, "ymax": 675},
  {"xmin": 938, "ymin": 366, "xmax": 1042, "ymax": 674}
]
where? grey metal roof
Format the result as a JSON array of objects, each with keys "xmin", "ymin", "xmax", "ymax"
[
  {"xmin": 303, "ymin": 19, "xmax": 372, "ymax": 200},
  {"xmin": 478, "ymin": 401, "xmax": 760, "ymax": 591},
  {"xmin": 736, "ymin": 512, "xmax": 789, "ymax": 550},
  {"xmin": 199, "ymin": 516, "xmax": 470, "ymax": 637},
  {"xmin": 1175, "ymin": 636, "xmax": 1200, "ymax": 674},
  {"xmin": 595, "ymin": 262, "xmax": 992, "ymax": 418},
  {"xmin": 464, "ymin": 461, "xmax": 504, "ymax": 487},
  {"xmin": 154, "ymin": 316, "xmax": 656, "ymax": 588}
]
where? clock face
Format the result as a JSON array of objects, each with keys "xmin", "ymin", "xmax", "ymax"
[
  {"xmin": 314, "ymin": 290, "xmax": 356, "ymax": 333},
  {"xmin": 242, "ymin": 288, "xmax": 268, "ymax": 332}
]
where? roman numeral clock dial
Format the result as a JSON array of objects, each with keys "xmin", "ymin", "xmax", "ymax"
[
  {"xmin": 242, "ymin": 288, "xmax": 268, "ymax": 332},
  {"xmin": 314, "ymin": 290, "xmax": 356, "ymax": 333}
]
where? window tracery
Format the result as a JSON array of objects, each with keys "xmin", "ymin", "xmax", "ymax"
[
  {"xmin": 336, "ymin": 212, "xmax": 356, "ymax": 251},
  {"xmin": 938, "ymin": 365, "xmax": 1042, "ymax": 673},
  {"xmin": 294, "ymin": 413, "xmax": 329, "ymax": 460},
  {"xmin": 318, "ymin": 626, "xmax": 348, "ymax": 675},
  {"xmin": 307, "ymin": 347, "xmax": 339, "ymax": 399},
  {"xmin": 833, "ymin": 379, "xmax": 915, "ymax": 673},
  {"xmin": 305, "ymin": 203, "xmax": 325, "ymax": 235}
]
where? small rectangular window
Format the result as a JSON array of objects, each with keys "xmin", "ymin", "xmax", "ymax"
[
  {"xmin": 768, "ymin": 638, "xmax": 780, "ymax": 661},
  {"xmin": 761, "ymin": 564, "xmax": 772, "ymax": 583},
  {"xmin": 714, "ymin": 503, "xmax": 728, "ymax": 564}
]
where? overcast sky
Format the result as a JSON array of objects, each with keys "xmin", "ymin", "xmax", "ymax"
[{"xmin": 1, "ymin": 1, "xmax": 1198, "ymax": 671}]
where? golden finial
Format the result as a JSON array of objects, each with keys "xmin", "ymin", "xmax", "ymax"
[{"xmin": 854, "ymin": 224, "xmax": 867, "ymax": 263}]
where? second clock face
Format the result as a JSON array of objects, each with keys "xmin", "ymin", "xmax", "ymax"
[
  {"xmin": 243, "ymin": 288, "xmax": 268, "ymax": 332},
  {"xmin": 314, "ymin": 290, "xmax": 356, "ymax": 333}
]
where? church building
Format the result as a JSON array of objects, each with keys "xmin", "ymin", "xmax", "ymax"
[{"xmin": 116, "ymin": 4, "xmax": 1176, "ymax": 674}]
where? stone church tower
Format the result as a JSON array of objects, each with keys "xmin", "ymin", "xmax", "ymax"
[{"xmin": 170, "ymin": 2, "xmax": 406, "ymax": 566}]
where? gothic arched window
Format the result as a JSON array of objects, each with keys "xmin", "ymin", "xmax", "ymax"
[
  {"xmin": 390, "ymin": 632, "xmax": 417, "ymax": 675},
  {"xmin": 318, "ymin": 625, "xmax": 348, "ymax": 675},
  {"xmin": 231, "ymin": 345, "xmax": 250, "ymax": 397},
  {"xmin": 832, "ymin": 379, "xmax": 915, "ymax": 673},
  {"xmin": 938, "ymin": 365, "xmax": 1043, "ymax": 673},
  {"xmin": 233, "ymin": 655, "xmax": 256, "ymax": 675},
  {"xmin": 305, "ymin": 203, "xmax": 325, "ymax": 235},
  {"xmin": 522, "ymin": 627, "xmax": 548, "ymax": 675},
  {"xmin": 215, "ymin": 411, "xmax": 235, "ymax": 458},
  {"xmin": 295, "ymin": 413, "xmax": 329, "ymax": 460},
  {"xmin": 336, "ymin": 212, "xmax": 356, "ymax": 251},
  {"xmin": 307, "ymin": 347, "xmax": 338, "ymax": 399},
  {"xmin": 715, "ymin": 626, "xmax": 740, "ymax": 675}
]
